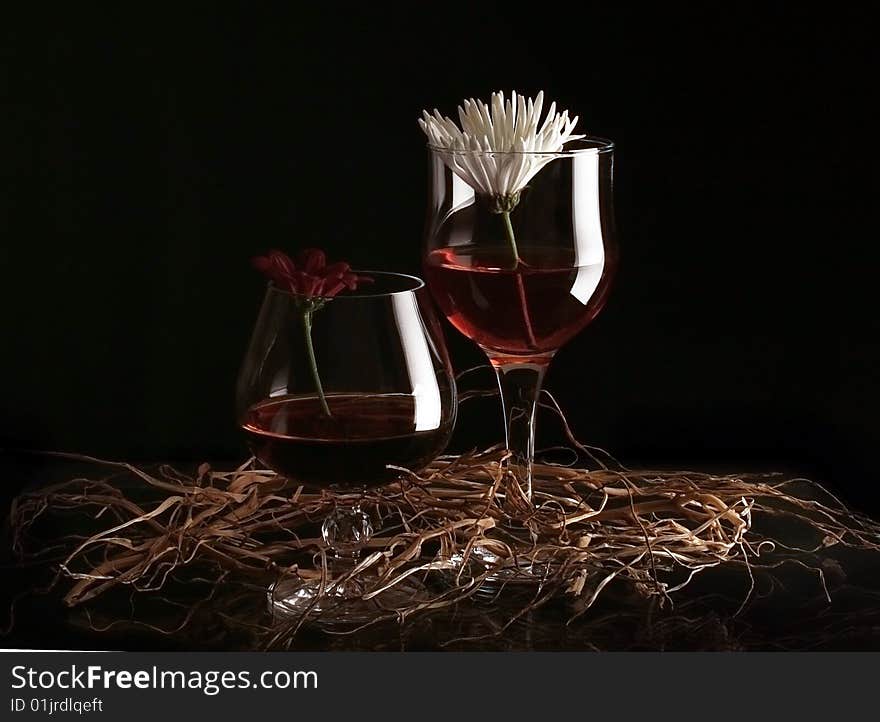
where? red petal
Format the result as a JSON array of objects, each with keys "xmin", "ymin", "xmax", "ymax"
[
  {"xmin": 339, "ymin": 272, "xmax": 373, "ymax": 290},
  {"xmin": 253, "ymin": 254, "xmax": 297, "ymax": 290},
  {"xmin": 252, "ymin": 256, "xmax": 272, "ymax": 273},
  {"xmin": 252, "ymin": 248, "xmax": 368, "ymax": 298},
  {"xmin": 298, "ymin": 248, "xmax": 326, "ymax": 274},
  {"xmin": 286, "ymin": 271, "xmax": 304, "ymax": 294},
  {"xmin": 268, "ymin": 250, "xmax": 296, "ymax": 276},
  {"xmin": 322, "ymin": 261, "xmax": 351, "ymax": 278},
  {"xmin": 300, "ymin": 274, "xmax": 322, "ymax": 297},
  {"xmin": 322, "ymin": 280, "xmax": 346, "ymax": 297}
]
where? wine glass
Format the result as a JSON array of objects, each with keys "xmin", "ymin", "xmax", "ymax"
[
  {"xmin": 423, "ymin": 138, "xmax": 617, "ymax": 506},
  {"xmin": 236, "ymin": 271, "xmax": 457, "ymax": 623}
]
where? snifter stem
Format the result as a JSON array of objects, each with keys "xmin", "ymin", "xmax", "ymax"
[{"xmin": 322, "ymin": 501, "xmax": 372, "ymax": 566}]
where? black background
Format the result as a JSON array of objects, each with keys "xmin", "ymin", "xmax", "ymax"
[{"xmin": 2, "ymin": 6, "xmax": 877, "ymax": 511}]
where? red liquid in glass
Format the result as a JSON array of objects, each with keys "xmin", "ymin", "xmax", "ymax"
[
  {"xmin": 424, "ymin": 245, "xmax": 613, "ymax": 358},
  {"xmin": 241, "ymin": 394, "xmax": 451, "ymax": 487}
]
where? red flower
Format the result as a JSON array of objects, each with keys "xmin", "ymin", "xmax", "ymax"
[{"xmin": 252, "ymin": 248, "xmax": 372, "ymax": 298}]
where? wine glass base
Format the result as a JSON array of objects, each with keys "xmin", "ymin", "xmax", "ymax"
[
  {"xmin": 447, "ymin": 545, "xmax": 553, "ymax": 599},
  {"xmin": 268, "ymin": 575, "xmax": 427, "ymax": 628}
]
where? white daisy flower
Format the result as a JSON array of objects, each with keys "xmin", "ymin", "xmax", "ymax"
[{"xmin": 418, "ymin": 90, "xmax": 585, "ymax": 212}]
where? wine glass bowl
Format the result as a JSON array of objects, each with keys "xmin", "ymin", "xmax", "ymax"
[
  {"xmin": 424, "ymin": 243, "xmax": 613, "ymax": 361},
  {"xmin": 237, "ymin": 272, "xmax": 456, "ymax": 485},
  {"xmin": 236, "ymin": 271, "xmax": 457, "ymax": 622},
  {"xmin": 241, "ymin": 392, "xmax": 450, "ymax": 488}
]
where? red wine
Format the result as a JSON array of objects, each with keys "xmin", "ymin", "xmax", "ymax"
[
  {"xmin": 241, "ymin": 394, "xmax": 452, "ymax": 487},
  {"xmin": 424, "ymin": 245, "xmax": 614, "ymax": 358}
]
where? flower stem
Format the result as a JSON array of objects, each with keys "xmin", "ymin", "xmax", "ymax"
[
  {"xmin": 301, "ymin": 310, "xmax": 332, "ymax": 417},
  {"xmin": 501, "ymin": 211, "xmax": 521, "ymax": 267},
  {"xmin": 500, "ymin": 211, "xmax": 538, "ymax": 350}
]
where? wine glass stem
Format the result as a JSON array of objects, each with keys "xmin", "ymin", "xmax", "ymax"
[{"xmin": 493, "ymin": 360, "xmax": 548, "ymax": 504}]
